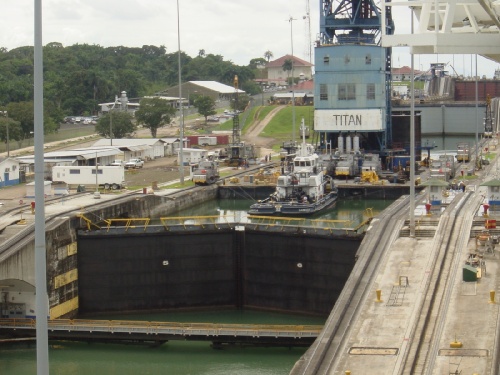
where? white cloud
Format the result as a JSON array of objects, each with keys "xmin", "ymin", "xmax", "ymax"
[{"xmin": 0, "ymin": 1, "xmax": 497, "ymax": 76}]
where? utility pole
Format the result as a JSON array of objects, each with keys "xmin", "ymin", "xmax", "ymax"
[
  {"xmin": 1, "ymin": 111, "xmax": 8, "ymax": 157},
  {"xmin": 288, "ymin": 16, "xmax": 297, "ymax": 143}
]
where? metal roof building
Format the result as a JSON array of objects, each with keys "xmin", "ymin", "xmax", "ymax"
[{"xmin": 157, "ymin": 81, "xmax": 245, "ymax": 103}]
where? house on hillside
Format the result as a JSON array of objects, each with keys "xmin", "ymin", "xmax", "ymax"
[
  {"xmin": 266, "ymin": 55, "xmax": 314, "ymax": 87},
  {"xmin": 391, "ymin": 66, "xmax": 425, "ymax": 81},
  {"xmin": 271, "ymin": 80, "xmax": 315, "ymax": 105}
]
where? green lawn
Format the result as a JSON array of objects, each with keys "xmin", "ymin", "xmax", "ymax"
[{"xmin": 259, "ymin": 106, "xmax": 313, "ymax": 138}]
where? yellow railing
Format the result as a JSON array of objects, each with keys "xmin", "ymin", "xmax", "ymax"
[
  {"xmin": 0, "ymin": 318, "xmax": 322, "ymax": 337},
  {"xmin": 103, "ymin": 218, "xmax": 151, "ymax": 232}
]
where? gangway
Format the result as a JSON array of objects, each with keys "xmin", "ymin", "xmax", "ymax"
[{"xmin": 0, "ymin": 318, "xmax": 322, "ymax": 347}]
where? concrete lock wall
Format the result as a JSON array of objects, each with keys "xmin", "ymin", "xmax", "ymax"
[
  {"xmin": 1, "ymin": 186, "xmax": 219, "ymax": 319},
  {"xmin": 76, "ymin": 228, "xmax": 361, "ymax": 316}
]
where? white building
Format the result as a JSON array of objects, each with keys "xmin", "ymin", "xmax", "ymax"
[
  {"xmin": 0, "ymin": 157, "xmax": 21, "ymax": 187},
  {"xmin": 93, "ymin": 138, "xmax": 166, "ymax": 160}
]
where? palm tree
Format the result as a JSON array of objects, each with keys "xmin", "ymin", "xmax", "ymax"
[
  {"xmin": 282, "ymin": 58, "xmax": 293, "ymax": 84},
  {"xmin": 198, "ymin": 49, "xmax": 205, "ymax": 57},
  {"xmin": 264, "ymin": 50, "xmax": 274, "ymax": 62}
]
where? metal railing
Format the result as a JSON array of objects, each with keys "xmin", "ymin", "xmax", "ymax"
[{"xmin": 0, "ymin": 318, "xmax": 322, "ymax": 339}]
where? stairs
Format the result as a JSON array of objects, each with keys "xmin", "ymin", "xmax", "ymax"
[{"xmin": 399, "ymin": 218, "xmax": 439, "ymax": 238}]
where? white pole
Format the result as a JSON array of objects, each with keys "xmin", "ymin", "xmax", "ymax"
[
  {"xmin": 475, "ymin": 54, "xmax": 479, "ymax": 169},
  {"xmin": 289, "ymin": 16, "xmax": 296, "ymax": 143},
  {"xmin": 177, "ymin": 0, "xmax": 184, "ymax": 184},
  {"xmin": 410, "ymin": 12, "xmax": 416, "ymax": 238},
  {"xmin": 34, "ymin": 0, "xmax": 49, "ymax": 373}
]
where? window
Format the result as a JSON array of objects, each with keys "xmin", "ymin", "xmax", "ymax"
[
  {"xmin": 347, "ymin": 84, "xmax": 355, "ymax": 100},
  {"xmin": 365, "ymin": 54, "xmax": 372, "ymax": 64},
  {"xmin": 323, "ymin": 55, "xmax": 330, "ymax": 65},
  {"xmin": 91, "ymin": 169, "xmax": 103, "ymax": 175},
  {"xmin": 339, "ymin": 84, "xmax": 356, "ymax": 100},
  {"xmin": 320, "ymin": 84, "xmax": 328, "ymax": 101},
  {"xmin": 69, "ymin": 169, "xmax": 80, "ymax": 174},
  {"xmin": 367, "ymin": 84, "xmax": 375, "ymax": 100}
]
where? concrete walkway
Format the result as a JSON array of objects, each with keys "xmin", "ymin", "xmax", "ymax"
[{"xmin": 292, "ymin": 143, "xmax": 500, "ymax": 374}]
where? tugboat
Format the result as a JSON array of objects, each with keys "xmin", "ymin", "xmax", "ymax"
[{"xmin": 248, "ymin": 121, "xmax": 338, "ymax": 216}]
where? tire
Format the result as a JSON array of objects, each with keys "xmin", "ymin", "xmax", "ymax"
[
  {"xmin": 104, "ymin": 183, "xmax": 110, "ymax": 190},
  {"xmin": 111, "ymin": 183, "xmax": 119, "ymax": 190}
]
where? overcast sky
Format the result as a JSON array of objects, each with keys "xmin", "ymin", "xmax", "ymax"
[{"xmin": 1, "ymin": 0, "xmax": 498, "ymax": 77}]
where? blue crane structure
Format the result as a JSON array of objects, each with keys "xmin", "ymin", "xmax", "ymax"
[{"xmin": 314, "ymin": 0, "xmax": 396, "ymax": 153}]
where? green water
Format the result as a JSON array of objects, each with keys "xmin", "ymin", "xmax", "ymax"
[
  {"xmin": 2, "ymin": 341, "xmax": 305, "ymax": 375},
  {"xmin": 1, "ymin": 198, "xmax": 393, "ymax": 374},
  {"xmin": 1, "ymin": 310, "xmax": 324, "ymax": 375},
  {"xmin": 171, "ymin": 197, "xmax": 392, "ymax": 227}
]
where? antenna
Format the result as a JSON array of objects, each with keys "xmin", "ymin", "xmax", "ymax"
[{"xmin": 303, "ymin": 0, "xmax": 312, "ymax": 64}]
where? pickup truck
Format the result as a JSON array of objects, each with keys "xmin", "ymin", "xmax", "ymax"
[{"xmin": 125, "ymin": 158, "xmax": 144, "ymax": 169}]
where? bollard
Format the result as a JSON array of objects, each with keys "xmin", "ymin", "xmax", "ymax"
[
  {"xmin": 483, "ymin": 203, "xmax": 490, "ymax": 217},
  {"xmin": 425, "ymin": 203, "xmax": 432, "ymax": 216},
  {"xmin": 345, "ymin": 371, "xmax": 351, "ymax": 375},
  {"xmin": 450, "ymin": 339, "xmax": 462, "ymax": 348},
  {"xmin": 375, "ymin": 289, "xmax": 382, "ymax": 303},
  {"xmin": 490, "ymin": 290, "xmax": 496, "ymax": 304}
]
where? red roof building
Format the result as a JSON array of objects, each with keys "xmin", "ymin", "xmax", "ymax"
[{"xmin": 265, "ymin": 54, "xmax": 314, "ymax": 86}]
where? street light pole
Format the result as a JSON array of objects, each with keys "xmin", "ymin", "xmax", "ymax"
[
  {"xmin": 109, "ymin": 99, "xmax": 117, "ymax": 146},
  {"xmin": 288, "ymin": 16, "xmax": 297, "ymax": 143},
  {"xmin": 1, "ymin": 111, "xmax": 8, "ymax": 157},
  {"xmin": 110, "ymin": 108, "xmax": 113, "ymax": 146},
  {"xmin": 34, "ymin": 0, "xmax": 49, "ymax": 373},
  {"xmin": 177, "ymin": 0, "xmax": 184, "ymax": 184}
]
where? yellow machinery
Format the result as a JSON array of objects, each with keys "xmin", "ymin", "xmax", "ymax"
[{"xmin": 361, "ymin": 170, "xmax": 379, "ymax": 183}]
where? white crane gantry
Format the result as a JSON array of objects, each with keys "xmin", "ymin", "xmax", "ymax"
[{"xmin": 381, "ymin": 0, "xmax": 500, "ymax": 63}]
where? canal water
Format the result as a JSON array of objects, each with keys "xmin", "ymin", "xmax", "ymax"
[{"xmin": 1, "ymin": 198, "xmax": 394, "ymax": 375}]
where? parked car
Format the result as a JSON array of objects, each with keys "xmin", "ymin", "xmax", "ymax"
[
  {"xmin": 110, "ymin": 160, "xmax": 125, "ymax": 166},
  {"xmin": 125, "ymin": 158, "xmax": 144, "ymax": 169}
]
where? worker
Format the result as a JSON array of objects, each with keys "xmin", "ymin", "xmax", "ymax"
[{"xmin": 459, "ymin": 181, "xmax": 466, "ymax": 192}]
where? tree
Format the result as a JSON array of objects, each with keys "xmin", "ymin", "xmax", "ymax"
[
  {"xmin": 96, "ymin": 110, "xmax": 136, "ymax": 139},
  {"xmin": 264, "ymin": 50, "xmax": 274, "ymax": 62},
  {"xmin": 193, "ymin": 95, "xmax": 216, "ymax": 124},
  {"xmin": 282, "ymin": 58, "xmax": 293, "ymax": 83},
  {"xmin": 198, "ymin": 49, "xmax": 205, "ymax": 57},
  {"xmin": 0, "ymin": 117, "xmax": 23, "ymax": 146},
  {"xmin": 230, "ymin": 94, "xmax": 251, "ymax": 112},
  {"xmin": 249, "ymin": 57, "xmax": 267, "ymax": 69},
  {"xmin": 4, "ymin": 101, "xmax": 58, "ymax": 139},
  {"xmin": 135, "ymin": 97, "xmax": 176, "ymax": 138}
]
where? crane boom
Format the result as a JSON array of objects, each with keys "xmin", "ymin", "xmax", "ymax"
[{"xmin": 232, "ymin": 75, "xmax": 240, "ymax": 145}]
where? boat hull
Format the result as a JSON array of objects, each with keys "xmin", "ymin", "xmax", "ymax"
[{"xmin": 248, "ymin": 192, "xmax": 337, "ymax": 216}]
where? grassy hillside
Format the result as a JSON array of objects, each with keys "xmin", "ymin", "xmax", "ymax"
[{"xmin": 259, "ymin": 106, "xmax": 314, "ymax": 141}]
